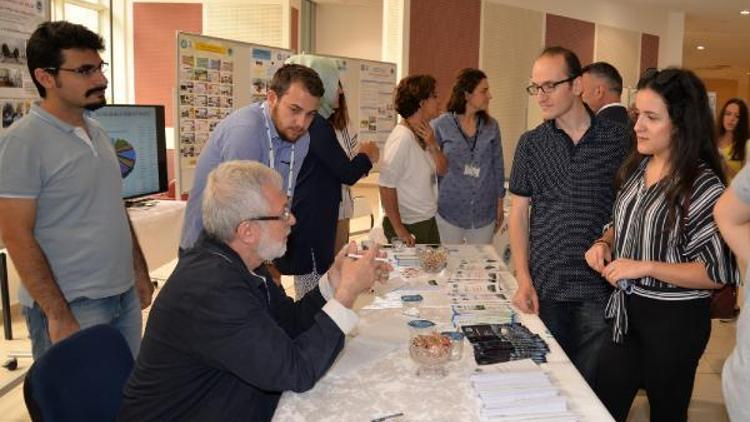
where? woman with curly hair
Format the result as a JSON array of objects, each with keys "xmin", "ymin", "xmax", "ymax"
[{"xmin": 379, "ymin": 74, "xmax": 447, "ymax": 246}]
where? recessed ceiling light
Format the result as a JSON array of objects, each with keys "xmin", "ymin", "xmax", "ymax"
[
  {"xmin": 697, "ymin": 45, "xmax": 705, "ymax": 50},
  {"xmin": 740, "ymin": 9, "xmax": 750, "ymax": 15}
]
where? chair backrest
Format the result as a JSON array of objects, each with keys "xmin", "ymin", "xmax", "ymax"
[{"xmin": 24, "ymin": 324, "xmax": 135, "ymax": 422}]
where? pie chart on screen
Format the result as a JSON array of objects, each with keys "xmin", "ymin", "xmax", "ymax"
[{"xmin": 113, "ymin": 138, "xmax": 136, "ymax": 178}]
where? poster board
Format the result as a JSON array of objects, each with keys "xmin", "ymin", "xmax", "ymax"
[
  {"xmin": 175, "ymin": 32, "xmax": 398, "ymax": 196},
  {"xmin": 0, "ymin": 0, "xmax": 49, "ymax": 133},
  {"xmin": 175, "ymin": 32, "xmax": 293, "ymax": 196},
  {"xmin": 321, "ymin": 54, "xmax": 397, "ymax": 151}
]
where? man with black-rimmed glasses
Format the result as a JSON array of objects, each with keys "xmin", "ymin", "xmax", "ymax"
[
  {"xmin": 0, "ymin": 21, "xmax": 152, "ymax": 359},
  {"xmin": 120, "ymin": 161, "xmax": 389, "ymax": 421},
  {"xmin": 508, "ymin": 46, "xmax": 628, "ymax": 386}
]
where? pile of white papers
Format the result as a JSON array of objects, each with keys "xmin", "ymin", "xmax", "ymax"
[
  {"xmin": 471, "ymin": 360, "xmax": 578, "ymax": 422},
  {"xmin": 451, "ymin": 303, "xmax": 515, "ymax": 326}
]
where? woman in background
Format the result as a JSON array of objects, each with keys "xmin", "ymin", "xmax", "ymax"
[
  {"xmin": 585, "ymin": 68, "xmax": 737, "ymax": 421},
  {"xmin": 276, "ymin": 55, "xmax": 379, "ymax": 299},
  {"xmin": 379, "ymin": 74, "xmax": 447, "ymax": 246},
  {"xmin": 716, "ymin": 98, "xmax": 749, "ymax": 182},
  {"xmin": 432, "ymin": 68, "xmax": 505, "ymax": 244},
  {"xmin": 332, "ymin": 84, "xmax": 378, "ymax": 253}
]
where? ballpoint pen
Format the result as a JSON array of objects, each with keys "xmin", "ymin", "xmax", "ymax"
[{"xmin": 346, "ymin": 253, "xmax": 390, "ymax": 263}]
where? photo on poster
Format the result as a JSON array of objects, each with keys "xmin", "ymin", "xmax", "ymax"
[
  {"xmin": 208, "ymin": 59, "xmax": 221, "ymax": 70},
  {"xmin": 181, "ymin": 55, "xmax": 194, "ymax": 66},
  {"xmin": 208, "ymin": 71, "xmax": 219, "ymax": 83},
  {"xmin": 220, "ymin": 72, "xmax": 232, "ymax": 84},
  {"xmin": 221, "ymin": 61, "xmax": 233, "ymax": 72},
  {"xmin": 195, "ymin": 95, "xmax": 207, "ymax": 107},
  {"xmin": 1, "ymin": 100, "xmax": 31, "ymax": 128},
  {"xmin": 0, "ymin": 37, "xmax": 27, "ymax": 64},
  {"xmin": 0, "ymin": 66, "xmax": 23, "ymax": 88},
  {"xmin": 180, "ymin": 133, "xmax": 194, "ymax": 145},
  {"xmin": 196, "ymin": 132, "xmax": 209, "ymax": 145},
  {"xmin": 180, "ymin": 107, "xmax": 194, "ymax": 119},
  {"xmin": 219, "ymin": 96, "xmax": 232, "ymax": 108},
  {"xmin": 179, "ymin": 80, "xmax": 194, "ymax": 94},
  {"xmin": 196, "ymin": 57, "xmax": 209, "ymax": 69},
  {"xmin": 194, "ymin": 82, "xmax": 207, "ymax": 95},
  {"xmin": 207, "ymin": 84, "xmax": 220, "ymax": 96},
  {"xmin": 220, "ymin": 84, "xmax": 232, "ymax": 97},
  {"xmin": 195, "ymin": 120, "xmax": 209, "ymax": 132},
  {"xmin": 195, "ymin": 107, "xmax": 207, "ymax": 119},
  {"xmin": 180, "ymin": 119, "xmax": 194, "ymax": 133},
  {"xmin": 179, "ymin": 94, "xmax": 194, "ymax": 106},
  {"xmin": 207, "ymin": 95, "xmax": 219, "ymax": 107},
  {"xmin": 194, "ymin": 68, "xmax": 208, "ymax": 81},
  {"xmin": 206, "ymin": 108, "xmax": 220, "ymax": 119}
]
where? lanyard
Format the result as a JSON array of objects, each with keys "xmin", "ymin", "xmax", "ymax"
[
  {"xmin": 453, "ymin": 113, "xmax": 481, "ymax": 154},
  {"xmin": 262, "ymin": 102, "xmax": 295, "ymax": 199}
]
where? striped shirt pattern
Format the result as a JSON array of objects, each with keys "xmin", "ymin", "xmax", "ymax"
[
  {"xmin": 612, "ymin": 158, "xmax": 738, "ymax": 300},
  {"xmin": 509, "ymin": 116, "xmax": 629, "ymax": 302}
]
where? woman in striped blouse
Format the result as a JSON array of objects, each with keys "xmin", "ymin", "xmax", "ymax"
[{"xmin": 584, "ymin": 68, "xmax": 738, "ymax": 421}]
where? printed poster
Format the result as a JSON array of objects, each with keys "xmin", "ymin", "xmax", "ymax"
[
  {"xmin": 177, "ymin": 36, "xmax": 234, "ymax": 169},
  {"xmin": 0, "ymin": 0, "xmax": 48, "ymax": 133}
]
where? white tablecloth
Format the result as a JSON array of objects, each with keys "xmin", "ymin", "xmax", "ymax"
[
  {"xmin": 128, "ymin": 200, "xmax": 186, "ymax": 272},
  {"xmin": 273, "ymin": 245, "xmax": 613, "ymax": 422},
  {"xmin": 1, "ymin": 200, "xmax": 185, "ymax": 308}
]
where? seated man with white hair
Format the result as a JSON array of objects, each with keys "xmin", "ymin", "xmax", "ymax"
[{"xmin": 119, "ymin": 160, "xmax": 388, "ymax": 421}]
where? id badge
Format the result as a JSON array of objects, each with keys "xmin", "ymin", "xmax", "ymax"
[{"xmin": 464, "ymin": 164, "xmax": 480, "ymax": 178}]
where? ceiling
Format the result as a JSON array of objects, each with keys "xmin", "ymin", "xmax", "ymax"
[
  {"xmin": 313, "ymin": 0, "xmax": 750, "ymax": 79},
  {"xmin": 621, "ymin": 0, "xmax": 750, "ymax": 79}
]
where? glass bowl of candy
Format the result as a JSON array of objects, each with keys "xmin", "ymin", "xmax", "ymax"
[
  {"xmin": 408, "ymin": 331, "xmax": 452, "ymax": 378},
  {"xmin": 417, "ymin": 246, "xmax": 448, "ymax": 273}
]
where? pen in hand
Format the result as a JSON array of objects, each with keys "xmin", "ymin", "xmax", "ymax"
[{"xmin": 346, "ymin": 253, "xmax": 390, "ymax": 263}]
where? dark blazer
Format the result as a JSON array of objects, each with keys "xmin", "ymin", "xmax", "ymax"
[
  {"xmin": 119, "ymin": 234, "xmax": 344, "ymax": 421},
  {"xmin": 276, "ymin": 113, "xmax": 372, "ymax": 275},
  {"xmin": 597, "ymin": 104, "xmax": 631, "ymax": 127}
]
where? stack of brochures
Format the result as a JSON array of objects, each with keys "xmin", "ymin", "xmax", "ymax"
[{"xmin": 471, "ymin": 359, "xmax": 577, "ymax": 421}]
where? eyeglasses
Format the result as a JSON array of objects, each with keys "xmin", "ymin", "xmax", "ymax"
[
  {"xmin": 251, "ymin": 206, "xmax": 292, "ymax": 222},
  {"xmin": 44, "ymin": 61, "xmax": 109, "ymax": 77},
  {"xmin": 236, "ymin": 206, "xmax": 292, "ymax": 230},
  {"xmin": 526, "ymin": 75, "xmax": 577, "ymax": 95}
]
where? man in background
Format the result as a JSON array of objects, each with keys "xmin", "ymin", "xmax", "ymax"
[
  {"xmin": 509, "ymin": 47, "xmax": 628, "ymax": 386},
  {"xmin": 0, "ymin": 21, "xmax": 152, "ymax": 359},
  {"xmin": 180, "ymin": 64, "xmax": 324, "ymax": 252},
  {"xmin": 581, "ymin": 61, "xmax": 630, "ymax": 126}
]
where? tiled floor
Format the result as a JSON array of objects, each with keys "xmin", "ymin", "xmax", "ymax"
[{"xmin": 0, "ymin": 262, "xmax": 739, "ymax": 421}]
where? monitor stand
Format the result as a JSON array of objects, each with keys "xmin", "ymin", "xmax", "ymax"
[{"xmin": 125, "ymin": 197, "xmax": 158, "ymax": 208}]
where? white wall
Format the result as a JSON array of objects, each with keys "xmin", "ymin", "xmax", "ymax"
[
  {"xmin": 314, "ymin": 1, "xmax": 382, "ymax": 60},
  {"xmin": 485, "ymin": 0, "xmax": 682, "ymax": 68}
]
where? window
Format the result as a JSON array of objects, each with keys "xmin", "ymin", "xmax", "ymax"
[{"xmin": 53, "ymin": 0, "xmax": 113, "ymax": 101}]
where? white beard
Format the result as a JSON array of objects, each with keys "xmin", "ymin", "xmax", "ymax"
[{"xmin": 257, "ymin": 225, "xmax": 288, "ymax": 261}]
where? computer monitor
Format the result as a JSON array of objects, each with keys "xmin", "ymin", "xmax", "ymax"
[{"xmin": 91, "ymin": 105, "xmax": 168, "ymax": 200}]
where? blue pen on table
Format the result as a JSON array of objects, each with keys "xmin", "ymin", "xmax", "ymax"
[{"xmin": 371, "ymin": 412, "xmax": 404, "ymax": 422}]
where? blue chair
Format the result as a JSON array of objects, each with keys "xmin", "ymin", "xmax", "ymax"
[{"xmin": 23, "ymin": 324, "xmax": 135, "ymax": 421}]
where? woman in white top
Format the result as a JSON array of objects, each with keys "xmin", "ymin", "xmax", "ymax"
[
  {"xmin": 379, "ymin": 74, "xmax": 447, "ymax": 246},
  {"xmin": 332, "ymin": 87, "xmax": 379, "ymax": 252}
]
